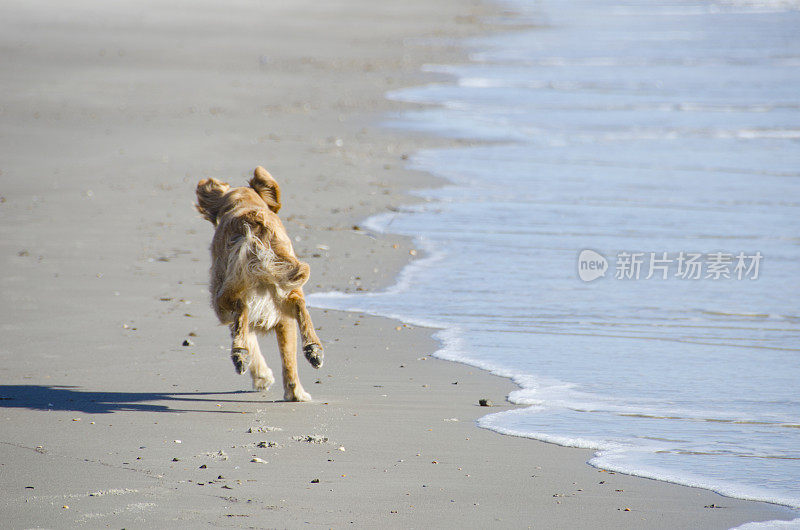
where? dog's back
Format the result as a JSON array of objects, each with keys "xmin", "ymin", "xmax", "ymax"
[{"xmin": 198, "ymin": 179, "xmax": 295, "ymax": 329}]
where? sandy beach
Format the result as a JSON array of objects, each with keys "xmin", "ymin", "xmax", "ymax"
[{"xmin": 0, "ymin": 0, "xmax": 796, "ymax": 527}]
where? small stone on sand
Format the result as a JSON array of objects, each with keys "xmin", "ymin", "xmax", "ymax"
[
  {"xmin": 292, "ymin": 435, "xmax": 328, "ymax": 444},
  {"xmin": 247, "ymin": 425, "xmax": 282, "ymax": 433}
]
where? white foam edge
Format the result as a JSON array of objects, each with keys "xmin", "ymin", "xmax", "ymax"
[
  {"xmin": 733, "ymin": 518, "xmax": 800, "ymax": 529},
  {"xmin": 478, "ymin": 408, "xmax": 800, "ymax": 510}
]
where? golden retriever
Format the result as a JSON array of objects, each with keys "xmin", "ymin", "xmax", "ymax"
[{"xmin": 195, "ymin": 166, "xmax": 323, "ymax": 401}]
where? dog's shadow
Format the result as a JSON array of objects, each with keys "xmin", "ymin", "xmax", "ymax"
[{"xmin": 0, "ymin": 385, "xmax": 279, "ymax": 414}]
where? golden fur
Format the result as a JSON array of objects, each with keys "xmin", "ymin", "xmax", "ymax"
[{"xmin": 195, "ymin": 166, "xmax": 323, "ymax": 401}]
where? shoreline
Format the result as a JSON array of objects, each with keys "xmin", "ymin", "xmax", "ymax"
[{"xmin": 0, "ymin": 0, "xmax": 796, "ymax": 527}]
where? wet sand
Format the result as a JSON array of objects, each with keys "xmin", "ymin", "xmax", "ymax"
[{"xmin": 0, "ymin": 0, "xmax": 795, "ymax": 527}]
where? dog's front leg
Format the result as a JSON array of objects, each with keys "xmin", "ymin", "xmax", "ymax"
[
  {"xmin": 288, "ymin": 289, "xmax": 324, "ymax": 369},
  {"xmin": 275, "ymin": 316, "xmax": 311, "ymax": 402},
  {"xmin": 230, "ymin": 305, "xmax": 251, "ymax": 375}
]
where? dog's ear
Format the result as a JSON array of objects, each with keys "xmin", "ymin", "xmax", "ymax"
[
  {"xmin": 195, "ymin": 177, "xmax": 230, "ymax": 225},
  {"xmin": 250, "ymin": 166, "xmax": 281, "ymax": 213}
]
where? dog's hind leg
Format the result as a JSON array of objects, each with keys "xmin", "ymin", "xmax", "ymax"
[
  {"xmin": 245, "ymin": 330, "xmax": 274, "ymax": 391},
  {"xmin": 288, "ymin": 289, "xmax": 324, "ymax": 369},
  {"xmin": 229, "ymin": 304, "xmax": 251, "ymax": 375},
  {"xmin": 258, "ymin": 227, "xmax": 323, "ymax": 373},
  {"xmin": 275, "ymin": 316, "xmax": 311, "ymax": 402}
]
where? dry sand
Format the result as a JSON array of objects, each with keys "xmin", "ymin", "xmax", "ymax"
[{"xmin": 0, "ymin": 0, "xmax": 796, "ymax": 527}]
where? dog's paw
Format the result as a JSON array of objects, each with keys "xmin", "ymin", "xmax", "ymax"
[
  {"xmin": 284, "ymin": 388, "xmax": 312, "ymax": 402},
  {"xmin": 231, "ymin": 347, "xmax": 250, "ymax": 375},
  {"xmin": 303, "ymin": 343, "xmax": 324, "ymax": 369},
  {"xmin": 251, "ymin": 364, "xmax": 275, "ymax": 391},
  {"xmin": 251, "ymin": 372, "xmax": 275, "ymax": 392}
]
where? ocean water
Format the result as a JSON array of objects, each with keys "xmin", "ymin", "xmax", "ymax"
[{"xmin": 309, "ymin": 0, "xmax": 800, "ymax": 516}]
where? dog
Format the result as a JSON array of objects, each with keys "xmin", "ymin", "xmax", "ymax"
[{"xmin": 195, "ymin": 166, "xmax": 323, "ymax": 401}]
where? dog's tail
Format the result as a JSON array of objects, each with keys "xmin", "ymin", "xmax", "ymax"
[
  {"xmin": 195, "ymin": 178, "xmax": 230, "ymax": 225},
  {"xmin": 219, "ymin": 221, "xmax": 307, "ymax": 303}
]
